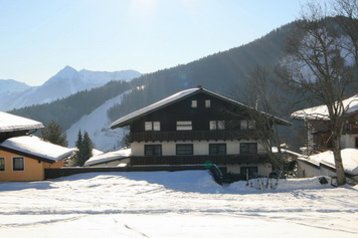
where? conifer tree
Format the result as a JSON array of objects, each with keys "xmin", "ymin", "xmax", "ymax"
[
  {"xmin": 41, "ymin": 121, "xmax": 68, "ymax": 146},
  {"xmin": 74, "ymin": 130, "xmax": 93, "ymax": 166}
]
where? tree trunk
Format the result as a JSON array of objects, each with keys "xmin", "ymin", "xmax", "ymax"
[{"xmin": 332, "ymin": 133, "xmax": 346, "ymax": 185}]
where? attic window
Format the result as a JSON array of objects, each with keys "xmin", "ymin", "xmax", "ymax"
[
  {"xmin": 145, "ymin": 121, "xmax": 160, "ymax": 131},
  {"xmin": 205, "ymin": 100, "xmax": 211, "ymax": 108},
  {"xmin": 191, "ymin": 100, "xmax": 197, "ymax": 108}
]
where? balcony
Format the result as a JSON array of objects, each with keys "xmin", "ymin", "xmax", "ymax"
[
  {"xmin": 130, "ymin": 130, "xmax": 261, "ymax": 142},
  {"xmin": 345, "ymin": 123, "xmax": 358, "ymax": 134},
  {"xmin": 130, "ymin": 154, "xmax": 270, "ymax": 166}
]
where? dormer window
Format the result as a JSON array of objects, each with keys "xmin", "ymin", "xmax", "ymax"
[
  {"xmin": 205, "ymin": 100, "xmax": 211, "ymax": 108},
  {"xmin": 210, "ymin": 120, "xmax": 225, "ymax": 130},
  {"xmin": 145, "ymin": 121, "xmax": 160, "ymax": 131},
  {"xmin": 191, "ymin": 100, "xmax": 197, "ymax": 108}
]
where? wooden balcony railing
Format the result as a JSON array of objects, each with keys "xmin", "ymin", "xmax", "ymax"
[
  {"xmin": 130, "ymin": 154, "xmax": 270, "ymax": 166},
  {"xmin": 130, "ymin": 130, "xmax": 261, "ymax": 142}
]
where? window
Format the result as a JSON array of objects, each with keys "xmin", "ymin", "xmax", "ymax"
[
  {"xmin": 191, "ymin": 100, "xmax": 197, "ymax": 108},
  {"xmin": 205, "ymin": 99, "xmax": 211, "ymax": 108},
  {"xmin": 240, "ymin": 143, "xmax": 257, "ymax": 154},
  {"xmin": 177, "ymin": 121, "xmax": 192, "ymax": 130},
  {"xmin": 209, "ymin": 120, "xmax": 225, "ymax": 130},
  {"xmin": 176, "ymin": 144, "xmax": 193, "ymax": 156},
  {"xmin": 240, "ymin": 120, "xmax": 256, "ymax": 130},
  {"xmin": 145, "ymin": 121, "xmax": 160, "ymax": 131},
  {"xmin": 209, "ymin": 144, "xmax": 226, "ymax": 155},
  {"xmin": 13, "ymin": 157, "xmax": 24, "ymax": 171},
  {"xmin": 144, "ymin": 145, "xmax": 162, "ymax": 156},
  {"xmin": 0, "ymin": 157, "xmax": 4, "ymax": 171}
]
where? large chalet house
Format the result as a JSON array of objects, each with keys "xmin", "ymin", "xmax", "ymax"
[
  {"xmin": 0, "ymin": 112, "xmax": 76, "ymax": 181},
  {"xmin": 110, "ymin": 87, "xmax": 289, "ymax": 178},
  {"xmin": 291, "ymin": 95, "xmax": 358, "ymax": 182}
]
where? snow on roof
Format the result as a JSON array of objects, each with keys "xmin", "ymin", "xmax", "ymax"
[
  {"xmin": 0, "ymin": 111, "xmax": 44, "ymax": 133},
  {"xmin": 111, "ymin": 88, "xmax": 199, "ymax": 128},
  {"xmin": 111, "ymin": 87, "xmax": 289, "ymax": 128},
  {"xmin": 297, "ymin": 148, "xmax": 358, "ymax": 175},
  {"xmin": 291, "ymin": 94, "xmax": 358, "ymax": 120},
  {"xmin": 0, "ymin": 136, "xmax": 77, "ymax": 162},
  {"xmin": 85, "ymin": 148, "xmax": 131, "ymax": 166}
]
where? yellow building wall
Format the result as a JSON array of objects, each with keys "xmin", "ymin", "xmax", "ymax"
[{"xmin": 0, "ymin": 149, "xmax": 62, "ymax": 181}]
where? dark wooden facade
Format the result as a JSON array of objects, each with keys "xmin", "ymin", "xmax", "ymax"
[{"xmin": 111, "ymin": 87, "xmax": 287, "ymax": 170}]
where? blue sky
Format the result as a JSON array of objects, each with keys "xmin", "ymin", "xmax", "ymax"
[{"xmin": 0, "ymin": 0, "xmax": 310, "ymax": 85}]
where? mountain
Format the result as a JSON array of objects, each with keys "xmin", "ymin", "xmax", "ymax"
[
  {"xmin": 0, "ymin": 79, "xmax": 30, "ymax": 95},
  {"xmin": 0, "ymin": 66, "xmax": 141, "ymax": 111}
]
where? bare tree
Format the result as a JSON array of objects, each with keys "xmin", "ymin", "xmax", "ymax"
[
  {"xmin": 283, "ymin": 2, "xmax": 357, "ymax": 185},
  {"xmin": 334, "ymin": 0, "xmax": 358, "ymax": 66},
  {"xmin": 245, "ymin": 65, "xmax": 287, "ymax": 173}
]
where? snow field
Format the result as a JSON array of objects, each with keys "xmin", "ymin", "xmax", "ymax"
[{"xmin": 0, "ymin": 171, "xmax": 357, "ymax": 237}]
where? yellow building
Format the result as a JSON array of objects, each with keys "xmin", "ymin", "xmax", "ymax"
[
  {"xmin": 0, "ymin": 136, "xmax": 76, "ymax": 181},
  {"xmin": 0, "ymin": 111, "xmax": 76, "ymax": 181}
]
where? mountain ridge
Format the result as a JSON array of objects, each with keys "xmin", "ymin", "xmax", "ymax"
[{"xmin": 0, "ymin": 66, "xmax": 141, "ymax": 111}]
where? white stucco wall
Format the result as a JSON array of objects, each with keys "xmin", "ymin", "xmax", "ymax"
[
  {"xmin": 296, "ymin": 160, "xmax": 320, "ymax": 178},
  {"xmin": 340, "ymin": 134, "xmax": 358, "ymax": 148},
  {"xmin": 226, "ymin": 163, "xmax": 272, "ymax": 176}
]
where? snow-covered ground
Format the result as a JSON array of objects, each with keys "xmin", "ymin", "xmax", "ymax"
[{"xmin": 0, "ymin": 171, "xmax": 357, "ymax": 237}]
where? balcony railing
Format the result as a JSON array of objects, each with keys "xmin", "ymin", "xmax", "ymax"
[
  {"xmin": 130, "ymin": 154, "xmax": 270, "ymax": 166},
  {"xmin": 130, "ymin": 130, "xmax": 261, "ymax": 142}
]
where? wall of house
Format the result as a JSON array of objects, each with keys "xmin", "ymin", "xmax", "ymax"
[
  {"xmin": 341, "ymin": 134, "xmax": 358, "ymax": 148},
  {"xmin": 226, "ymin": 163, "xmax": 272, "ymax": 176},
  {"xmin": 131, "ymin": 140, "xmax": 266, "ymax": 156},
  {"xmin": 296, "ymin": 160, "xmax": 320, "ymax": 178},
  {"xmin": 0, "ymin": 150, "xmax": 61, "ymax": 181}
]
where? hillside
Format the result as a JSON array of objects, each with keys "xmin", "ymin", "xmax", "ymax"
[{"xmin": 11, "ymin": 81, "xmax": 130, "ymax": 132}]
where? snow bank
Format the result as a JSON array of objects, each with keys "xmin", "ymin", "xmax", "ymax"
[
  {"xmin": 0, "ymin": 111, "xmax": 44, "ymax": 132},
  {"xmin": 0, "ymin": 136, "xmax": 77, "ymax": 162}
]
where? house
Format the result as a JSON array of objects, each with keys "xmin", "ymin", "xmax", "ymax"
[
  {"xmin": 110, "ymin": 87, "xmax": 289, "ymax": 178},
  {"xmin": 291, "ymin": 95, "xmax": 358, "ymax": 183},
  {"xmin": 291, "ymin": 94, "xmax": 358, "ymax": 152},
  {"xmin": 0, "ymin": 112, "xmax": 77, "ymax": 181}
]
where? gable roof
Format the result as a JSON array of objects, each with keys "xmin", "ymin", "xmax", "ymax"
[
  {"xmin": 0, "ymin": 136, "xmax": 77, "ymax": 163},
  {"xmin": 0, "ymin": 111, "xmax": 44, "ymax": 133},
  {"xmin": 291, "ymin": 94, "xmax": 358, "ymax": 121},
  {"xmin": 110, "ymin": 87, "xmax": 290, "ymax": 128}
]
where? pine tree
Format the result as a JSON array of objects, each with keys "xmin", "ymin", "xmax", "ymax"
[
  {"xmin": 41, "ymin": 121, "xmax": 68, "ymax": 146},
  {"xmin": 74, "ymin": 131, "xmax": 93, "ymax": 166}
]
